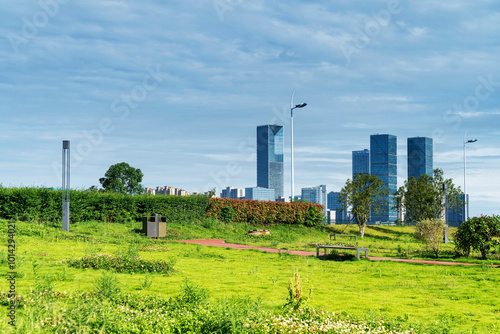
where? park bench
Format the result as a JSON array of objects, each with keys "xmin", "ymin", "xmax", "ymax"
[
  {"xmin": 329, "ymin": 234, "xmax": 358, "ymax": 242},
  {"xmin": 316, "ymin": 245, "xmax": 368, "ymax": 259}
]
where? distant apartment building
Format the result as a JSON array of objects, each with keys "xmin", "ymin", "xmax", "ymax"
[
  {"xmin": 145, "ymin": 186, "xmax": 190, "ymax": 196},
  {"xmin": 245, "ymin": 187, "xmax": 275, "ymax": 201},
  {"xmin": 407, "ymin": 137, "xmax": 433, "ymax": 180},
  {"xmin": 370, "ymin": 134, "xmax": 397, "ymax": 222},
  {"xmin": 301, "ymin": 185, "xmax": 327, "ymax": 210},
  {"xmin": 220, "ymin": 187, "xmax": 244, "ymax": 199},
  {"xmin": 327, "ymin": 191, "xmax": 347, "ymax": 223},
  {"xmin": 257, "ymin": 124, "xmax": 284, "ymax": 200},
  {"xmin": 352, "ymin": 149, "xmax": 370, "ymax": 177}
]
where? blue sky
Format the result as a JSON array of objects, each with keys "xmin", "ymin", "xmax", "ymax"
[{"xmin": 1, "ymin": 0, "xmax": 499, "ymax": 217}]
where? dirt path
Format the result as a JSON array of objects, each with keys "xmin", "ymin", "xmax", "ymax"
[{"xmin": 177, "ymin": 239, "xmax": 495, "ymax": 267}]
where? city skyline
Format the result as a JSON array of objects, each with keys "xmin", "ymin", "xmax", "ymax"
[{"xmin": 1, "ymin": 1, "xmax": 499, "ymax": 218}]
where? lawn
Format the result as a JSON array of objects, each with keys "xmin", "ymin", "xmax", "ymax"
[{"xmin": 1, "ymin": 219, "xmax": 499, "ymax": 333}]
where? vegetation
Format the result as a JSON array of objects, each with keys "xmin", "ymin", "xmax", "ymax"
[
  {"xmin": 414, "ymin": 219, "xmax": 445, "ymax": 257},
  {"xmin": 99, "ymin": 162, "xmax": 145, "ymax": 195},
  {"xmin": 339, "ymin": 173, "xmax": 388, "ymax": 237},
  {"xmin": 395, "ymin": 169, "xmax": 463, "ymax": 224},
  {"xmin": 454, "ymin": 215, "xmax": 500, "ymax": 259},
  {"xmin": 207, "ymin": 198, "xmax": 325, "ymax": 227}
]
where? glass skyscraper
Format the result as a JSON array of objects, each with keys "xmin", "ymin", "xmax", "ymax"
[
  {"xmin": 301, "ymin": 185, "xmax": 327, "ymax": 208},
  {"xmin": 370, "ymin": 134, "xmax": 397, "ymax": 222},
  {"xmin": 257, "ymin": 125, "xmax": 284, "ymax": 200},
  {"xmin": 352, "ymin": 149, "xmax": 370, "ymax": 177},
  {"xmin": 327, "ymin": 191, "xmax": 347, "ymax": 223},
  {"xmin": 407, "ymin": 137, "xmax": 433, "ymax": 180}
]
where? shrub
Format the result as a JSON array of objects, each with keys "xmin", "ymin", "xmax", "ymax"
[
  {"xmin": 454, "ymin": 215, "xmax": 500, "ymax": 259},
  {"xmin": 67, "ymin": 254, "xmax": 176, "ymax": 274},
  {"xmin": 414, "ymin": 219, "xmax": 445, "ymax": 257}
]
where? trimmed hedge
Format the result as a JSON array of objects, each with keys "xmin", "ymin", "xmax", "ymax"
[
  {"xmin": 206, "ymin": 198, "xmax": 325, "ymax": 227},
  {"xmin": 0, "ymin": 187, "xmax": 208, "ymax": 223}
]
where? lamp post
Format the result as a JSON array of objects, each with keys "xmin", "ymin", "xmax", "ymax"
[
  {"xmin": 463, "ymin": 131, "xmax": 477, "ymax": 221},
  {"xmin": 290, "ymin": 90, "xmax": 307, "ymax": 201}
]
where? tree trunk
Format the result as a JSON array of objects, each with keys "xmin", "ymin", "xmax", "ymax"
[{"xmin": 359, "ymin": 224, "xmax": 365, "ymax": 238}]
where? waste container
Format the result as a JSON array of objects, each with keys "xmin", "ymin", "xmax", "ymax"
[{"xmin": 142, "ymin": 214, "xmax": 167, "ymax": 238}]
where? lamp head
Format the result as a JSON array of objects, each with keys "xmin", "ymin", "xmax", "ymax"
[
  {"xmin": 295, "ymin": 103, "xmax": 307, "ymax": 108},
  {"xmin": 466, "ymin": 139, "xmax": 478, "ymax": 143}
]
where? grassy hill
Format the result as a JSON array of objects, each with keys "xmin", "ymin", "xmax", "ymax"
[{"xmin": 1, "ymin": 219, "xmax": 499, "ymax": 333}]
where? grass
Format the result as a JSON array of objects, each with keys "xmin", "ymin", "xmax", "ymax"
[{"xmin": 0, "ymin": 218, "xmax": 499, "ymax": 332}]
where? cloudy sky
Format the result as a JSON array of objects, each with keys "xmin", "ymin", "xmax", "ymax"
[{"xmin": 1, "ymin": 0, "xmax": 499, "ymax": 217}]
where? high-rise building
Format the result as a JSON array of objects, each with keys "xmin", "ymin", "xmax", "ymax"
[
  {"xmin": 446, "ymin": 194, "xmax": 467, "ymax": 227},
  {"xmin": 327, "ymin": 191, "xmax": 347, "ymax": 223},
  {"xmin": 407, "ymin": 137, "xmax": 433, "ymax": 180},
  {"xmin": 257, "ymin": 125, "xmax": 284, "ymax": 200},
  {"xmin": 221, "ymin": 187, "xmax": 244, "ymax": 199},
  {"xmin": 301, "ymin": 185, "xmax": 327, "ymax": 208},
  {"xmin": 370, "ymin": 134, "xmax": 397, "ymax": 222},
  {"xmin": 352, "ymin": 149, "xmax": 370, "ymax": 177},
  {"xmin": 245, "ymin": 187, "xmax": 275, "ymax": 201}
]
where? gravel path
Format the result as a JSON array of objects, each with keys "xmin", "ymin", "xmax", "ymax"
[{"xmin": 177, "ymin": 239, "xmax": 495, "ymax": 267}]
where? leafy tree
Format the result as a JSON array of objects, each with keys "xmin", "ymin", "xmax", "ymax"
[
  {"xmin": 414, "ymin": 219, "xmax": 445, "ymax": 257},
  {"xmin": 339, "ymin": 173, "xmax": 388, "ymax": 238},
  {"xmin": 99, "ymin": 162, "xmax": 144, "ymax": 195},
  {"xmin": 395, "ymin": 169, "xmax": 463, "ymax": 224},
  {"xmin": 454, "ymin": 215, "xmax": 500, "ymax": 259}
]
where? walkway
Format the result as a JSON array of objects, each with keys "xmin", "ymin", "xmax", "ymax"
[{"xmin": 177, "ymin": 239, "xmax": 494, "ymax": 267}]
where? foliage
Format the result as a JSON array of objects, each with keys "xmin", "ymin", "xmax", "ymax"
[
  {"xmin": 395, "ymin": 169, "xmax": 463, "ymax": 224},
  {"xmin": 283, "ymin": 270, "xmax": 307, "ymax": 311},
  {"xmin": 414, "ymin": 219, "xmax": 445, "ymax": 257},
  {"xmin": 99, "ymin": 162, "xmax": 145, "ymax": 195},
  {"xmin": 93, "ymin": 271, "xmax": 121, "ymax": 299},
  {"xmin": 0, "ymin": 187, "xmax": 209, "ymax": 223},
  {"xmin": 207, "ymin": 198, "xmax": 325, "ymax": 227},
  {"xmin": 339, "ymin": 173, "xmax": 388, "ymax": 237},
  {"xmin": 66, "ymin": 254, "xmax": 176, "ymax": 274},
  {"xmin": 454, "ymin": 215, "xmax": 500, "ymax": 259}
]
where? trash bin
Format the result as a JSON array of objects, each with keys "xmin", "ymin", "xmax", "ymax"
[{"xmin": 142, "ymin": 214, "xmax": 167, "ymax": 238}]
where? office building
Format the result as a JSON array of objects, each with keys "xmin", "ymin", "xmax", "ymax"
[
  {"xmin": 352, "ymin": 149, "xmax": 370, "ymax": 177},
  {"xmin": 370, "ymin": 134, "xmax": 397, "ymax": 222},
  {"xmin": 446, "ymin": 194, "xmax": 467, "ymax": 227},
  {"xmin": 257, "ymin": 125, "xmax": 284, "ymax": 200},
  {"xmin": 221, "ymin": 187, "xmax": 244, "ymax": 199},
  {"xmin": 327, "ymin": 191, "xmax": 347, "ymax": 223},
  {"xmin": 301, "ymin": 185, "xmax": 327, "ymax": 207},
  {"xmin": 407, "ymin": 137, "xmax": 433, "ymax": 180},
  {"xmin": 245, "ymin": 187, "xmax": 275, "ymax": 201}
]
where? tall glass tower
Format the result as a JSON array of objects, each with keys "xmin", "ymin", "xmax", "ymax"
[
  {"xmin": 407, "ymin": 137, "xmax": 433, "ymax": 180},
  {"xmin": 257, "ymin": 125, "xmax": 284, "ymax": 200},
  {"xmin": 370, "ymin": 134, "xmax": 397, "ymax": 222},
  {"xmin": 352, "ymin": 149, "xmax": 370, "ymax": 177}
]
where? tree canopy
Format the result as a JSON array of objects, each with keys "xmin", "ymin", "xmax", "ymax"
[
  {"xmin": 99, "ymin": 162, "xmax": 144, "ymax": 195},
  {"xmin": 395, "ymin": 168, "xmax": 462, "ymax": 224},
  {"xmin": 339, "ymin": 173, "xmax": 388, "ymax": 238}
]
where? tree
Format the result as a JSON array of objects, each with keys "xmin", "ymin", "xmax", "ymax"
[
  {"xmin": 99, "ymin": 162, "xmax": 144, "ymax": 195},
  {"xmin": 339, "ymin": 173, "xmax": 388, "ymax": 238},
  {"xmin": 414, "ymin": 219, "xmax": 445, "ymax": 257},
  {"xmin": 395, "ymin": 169, "xmax": 463, "ymax": 224},
  {"xmin": 454, "ymin": 215, "xmax": 500, "ymax": 259}
]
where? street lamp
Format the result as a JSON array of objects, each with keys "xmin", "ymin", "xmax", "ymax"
[
  {"xmin": 463, "ymin": 131, "xmax": 477, "ymax": 221},
  {"xmin": 290, "ymin": 89, "xmax": 307, "ymax": 201}
]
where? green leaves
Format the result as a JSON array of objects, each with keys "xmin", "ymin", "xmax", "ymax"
[
  {"xmin": 99, "ymin": 162, "xmax": 144, "ymax": 195},
  {"xmin": 454, "ymin": 215, "xmax": 500, "ymax": 259}
]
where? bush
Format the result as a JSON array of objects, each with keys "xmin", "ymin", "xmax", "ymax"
[
  {"xmin": 207, "ymin": 198, "xmax": 324, "ymax": 227},
  {"xmin": 454, "ymin": 215, "xmax": 500, "ymax": 259},
  {"xmin": 414, "ymin": 219, "xmax": 445, "ymax": 257},
  {"xmin": 67, "ymin": 254, "xmax": 176, "ymax": 274}
]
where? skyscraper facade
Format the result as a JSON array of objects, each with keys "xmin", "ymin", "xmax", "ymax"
[
  {"xmin": 407, "ymin": 137, "xmax": 433, "ymax": 180},
  {"xmin": 446, "ymin": 194, "xmax": 467, "ymax": 227},
  {"xmin": 301, "ymin": 185, "xmax": 327, "ymax": 208},
  {"xmin": 327, "ymin": 191, "xmax": 347, "ymax": 222},
  {"xmin": 257, "ymin": 125, "xmax": 284, "ymax": 200},
  {"xmin": 352, "ymin": 149, "xmax": 370, "ymax": 177},
  {"xmin": 370, "ymin": 134, "xmax": 397, "ymax": 222}
]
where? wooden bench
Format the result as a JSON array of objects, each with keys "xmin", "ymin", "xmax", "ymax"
[
  {"xmin": 329, "ymin": 234, "xmax": 358, "ymax": 242},
  {"xmin": 316, "ymin": 245, "xmax": 368, "ymax": 259}
]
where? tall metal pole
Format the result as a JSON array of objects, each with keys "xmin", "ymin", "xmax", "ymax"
[
  {"xmin": 62, "ymin": 140, "xmax": 70, "ymax": 232},
  {"xmin": 463, "ymin": 131, "xmax": 477, "ymax": 221},
  {"xmin": 289, "ymin": 90, "xmax": 307, "ymax": 202}
]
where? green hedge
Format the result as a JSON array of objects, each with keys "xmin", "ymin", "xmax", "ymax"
[
  {"xmin": 0, "ymin": 187, "xmax": 208, "ymax": 223},
  {"xmin": 206, "ymin": 198, "xmax": 325, "ymax": 227}
]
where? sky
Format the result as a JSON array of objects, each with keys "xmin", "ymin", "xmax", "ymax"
[{"xmin": 0, "ymin": 0, "xmax": 499, "ymax": 217}]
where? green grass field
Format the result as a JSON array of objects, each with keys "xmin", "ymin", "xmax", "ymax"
[{"xmin": 1, "ymin": 219, "xmax": 499, "ymax": 333}]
